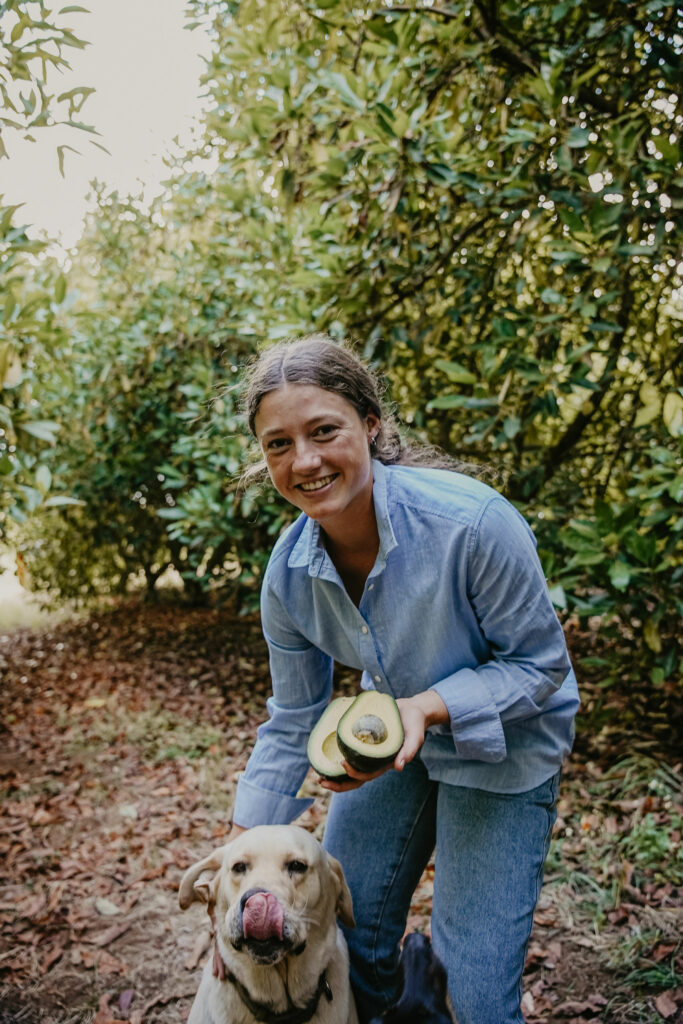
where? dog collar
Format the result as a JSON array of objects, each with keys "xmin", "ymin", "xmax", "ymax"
[{"xmin": 217, "ymin": 944, "xmax": 333, "ymax": 1024}]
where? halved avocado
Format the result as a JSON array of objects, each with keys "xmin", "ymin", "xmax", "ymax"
[
  {"xmin": 336, "ymin": 691, "xmax": 404, "ymax": 775},
  {"xmin": 307, "ymin": 696, "xmax": 356, "ymax": 781}
]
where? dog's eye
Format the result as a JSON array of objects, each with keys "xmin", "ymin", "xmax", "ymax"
[
  {"xmin": 231, "ymin": 861, "xmax": 248, "ymax": 874},
  {"xmin": 286, "ymin": 860, "xmax": 308, "ymax": 875}
]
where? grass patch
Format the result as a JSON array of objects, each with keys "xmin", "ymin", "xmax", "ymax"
[
  {"xmin": 60, "ymin": 703, "xmax": 225, "ymax": 765},
  {"xmin": 544, "ymin": 756, "xmax": 683, "ymax": 1016}
]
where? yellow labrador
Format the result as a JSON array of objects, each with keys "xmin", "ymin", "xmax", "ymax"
[{"xmin": 179, "ymin": 825, "xmax": 358, "ymax": 1024}]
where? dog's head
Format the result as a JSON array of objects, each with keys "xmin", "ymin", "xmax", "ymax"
[
  {"xmin": 370, "ymin": 933, "xmax": 453, "ymax": 1024},
  {"xmin": 179, "ymin": 825, "xmax": 354, "ymax": 966}
]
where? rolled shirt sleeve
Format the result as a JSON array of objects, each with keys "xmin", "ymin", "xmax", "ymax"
[
  {"xmin": 232, "ymin": 585, "xmax": 334, "ymax": 827},
  {"xmin": 431, "ymin": 497, "xmax": 571, "ymax": 763}
]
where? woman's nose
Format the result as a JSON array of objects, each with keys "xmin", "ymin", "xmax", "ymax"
[{"xmin": 292, "ymin": 441, "xmax": 322, "ymax": 473}]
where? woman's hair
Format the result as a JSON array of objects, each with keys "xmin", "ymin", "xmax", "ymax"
[{"xmin": 240, "ymin": 333, "xmax": 470, "ymax": 483}]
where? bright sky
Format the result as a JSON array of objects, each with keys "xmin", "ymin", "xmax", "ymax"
[{"xmin": 1, "ymin": 0, "xmax": 210, "ymax": 248}]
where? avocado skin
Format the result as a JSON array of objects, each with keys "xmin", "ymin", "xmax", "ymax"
[{"xmin": 336, "ymin": 693, "xmax": 404, "ymax": 774}]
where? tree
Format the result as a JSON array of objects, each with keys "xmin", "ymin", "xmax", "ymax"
[
  {"xmin": 16, "ymin": 0, "xmax": 681, "ymax": 685},
  {"xmin": 1, "ymin": 0, "xmax": 96, "ymax": 530}
]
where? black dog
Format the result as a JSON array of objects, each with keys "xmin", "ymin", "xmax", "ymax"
[{"xmin": 370, "ymin": 932, "xmax": 454, "ymax": 1024}]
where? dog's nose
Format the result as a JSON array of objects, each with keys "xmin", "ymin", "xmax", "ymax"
[
  {"xmin": 241, "ymin": 890, "xmax": 285, "ymax": 941},
  {"xmin": 239, "ymin": 888, "xmax": 268, "ymax": 912}
]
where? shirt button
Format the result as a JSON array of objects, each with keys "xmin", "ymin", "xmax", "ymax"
[
  {"xmin": 374, "ymin": 675, "xmax": 381, "ymax": 683},
  {"xmin": 361, "ymin": 625, "xmax": 369, "ymax": 634},
  {"xmin": 368, "ymin": 583, "xmax": 374, "ymax": 591}
]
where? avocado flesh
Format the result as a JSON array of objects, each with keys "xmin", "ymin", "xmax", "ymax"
[
  {"xmin": 307, "ymin": 696, "xmax": 356, "ymax": 780},
  {"xmin": 337, "ymin": 691, "xmax": 404, "ymax": 774}
]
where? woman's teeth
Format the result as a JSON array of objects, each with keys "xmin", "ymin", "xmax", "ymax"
[{"xmin": 299, "ymin": 475, "xmax": 336, "ymax": 492}]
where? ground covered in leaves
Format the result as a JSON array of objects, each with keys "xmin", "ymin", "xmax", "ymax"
[{"xmin": 0, "ymin": 602, "xmax": 681, "ymax": 1023}]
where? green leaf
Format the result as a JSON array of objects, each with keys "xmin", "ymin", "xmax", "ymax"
[
  {"xmin": 643, "ymin": 618, "xmax": 662, "ymax": 654},
  {"xmin": 540, "ymin": 288, "xmax": 564, "ymax": 304},
  {"xmin": 319, "ymin": 71, "xmax": 364, "ymax": 112},
  {"xmin": 44, "ymin": 495, "xmax": 85, "ymax": 507},
  {"xmin": 548, "ymin": 583, "xmax": 567, "ymax": 609},
  {"xmin": 3, "ymin": 292, "xmax": 17, "ymax": 323},
  {"xmin": 35, "ymin": 464, "xmax": 52, "ymax": 494},
  {"xmin": 566, "ymin": 127, "xmax": 591, "ymax": 148},
  {"xmin": 57, "ymin": 143, "xmax": 79, "ymax": 177},
  {"xmin": 551, "ymin": 2, "xmax": 572, "ymax": 21},
  {"xmin": 156, "ymin": 507, "xmax": 186, "ymax": 520},
  {"xmin": 17, "ymin": 420, "xmax": 61, "ymax": 442},
  {"xmin": 55, "ymin": 273, "xmax": 67, "ymax": 304},
  {"xmin": 502, "ymin": 415, "xmax": 521, "ymax": 439},
  {"xmin": 609, "ymin": 561, "xmax": 631, "ymax": 590},
  {"xmin": 428, "ymin": 395, "xmax": 498, "ymax": 410},
  {"xmin": 434, "ymin": 359, "xmax": 477, "ymax": 385},
  {"xmin": 663, "ymin": 393, "xmax": 683, "ymax": 437}
]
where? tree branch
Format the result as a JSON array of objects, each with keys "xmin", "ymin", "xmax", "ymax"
[
  {"xmin": 512, "ymin": 273, "xmax": 635, "ymax": 502},
  {"xmin": 350, "ymin": 213, "xmax": 492, "ymax": 327}
]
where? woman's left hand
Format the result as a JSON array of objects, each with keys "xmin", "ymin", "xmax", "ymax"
[{"xmin": 319, "ymin": 690, "xmax": 449, "ymax": 792}]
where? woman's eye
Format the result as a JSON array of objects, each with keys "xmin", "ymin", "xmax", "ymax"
[
  {"xmin": 315, "ymin": 424, "xmax": 338, "ymax": 438},
  {"xmin": 232, "ymin": 861, "xmax": 248, "ymax": 874},
  {"xmin": 286, "ymin": 860, "xmax": 308, "ymax": 875},
  {"xmin": 266, "ymin": 438, "xmax": 289, "ymax": 451}
]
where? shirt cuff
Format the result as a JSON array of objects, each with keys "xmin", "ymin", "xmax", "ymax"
[
  {"xmin": 432, "ymin": 669, "xmax": 507, "ymax": 763},
  {"xmin": 232, "ymin": 776, "xmax": 315, "ymax": 828}
]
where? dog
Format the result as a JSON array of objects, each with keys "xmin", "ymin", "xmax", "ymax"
[
  {"xmin": 179, "ymin": 824, "xmax": 359, "ymax": 1024},
  {"xmin": 370, "ymin": 932, "xmax": 454, "ymax": 1024}
]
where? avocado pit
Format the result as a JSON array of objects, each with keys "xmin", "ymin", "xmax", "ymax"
[{"xmin": 351, "ymin": 714, "xmax": 388, "ymax": 745}]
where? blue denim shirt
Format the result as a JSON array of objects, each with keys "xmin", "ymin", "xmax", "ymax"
[{"xmin": 233, "ymin": 460, "xmax": 579, "ymax": 827}]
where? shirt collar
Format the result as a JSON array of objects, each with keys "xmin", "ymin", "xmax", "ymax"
[{"xmin": 287, "ymin": 460, "xmax": 398, "ymax": 577}]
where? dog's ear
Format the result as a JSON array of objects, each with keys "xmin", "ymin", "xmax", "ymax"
[
  {"xmin": 326, "ymin": 853, "xmax": 355, "ymax": 929},
  {"xmin": 178, "ymin": 847, "xmax": 226, "ymax": 910}
]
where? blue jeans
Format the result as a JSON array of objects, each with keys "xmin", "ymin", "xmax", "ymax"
[{"xmin": 323, "ymin": 757, "xmax": 560, "ymax": 1024}]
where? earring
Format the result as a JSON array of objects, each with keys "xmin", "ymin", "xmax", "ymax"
[{"xmin": 369, "ymin": 435, "xmax": 377, "ymax": 449}]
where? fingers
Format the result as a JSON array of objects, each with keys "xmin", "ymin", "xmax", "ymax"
[
  {"xmin": 317, "ymin": 761, "xmax": 389, "ymax": 792},
  {"xmin": 342, "ymin": 760, "xmax": 387, "ymax": 782},
  {"xmin": 318, "ymin": 777, "xmax": 366, "ymax": 792}
]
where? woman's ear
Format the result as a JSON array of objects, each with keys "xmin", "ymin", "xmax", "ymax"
[{"xmin": 365, "ymin": 412, "xmax": 380, "ymax": 444}]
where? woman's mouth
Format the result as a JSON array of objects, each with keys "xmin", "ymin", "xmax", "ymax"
[{"xmin": 298, "ymin": 474, "xmax": 338, "ymax": 493}]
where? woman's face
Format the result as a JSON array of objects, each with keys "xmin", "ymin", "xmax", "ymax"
[{"xmin": 254, "ymin": 383, "xmax": 379, "ymax": 535}]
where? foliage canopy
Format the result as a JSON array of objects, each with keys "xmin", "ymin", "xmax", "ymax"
[{"xmin": 3, "ymin": 0, "xmax": 682, "ymax": 689}]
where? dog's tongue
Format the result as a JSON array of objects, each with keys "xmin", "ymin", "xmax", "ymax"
[{"xmin": 242, "ymin": 892, "xmax": 284, "ymax": 941}]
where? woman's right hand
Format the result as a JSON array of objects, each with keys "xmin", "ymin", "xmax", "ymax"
[{"xmin": 318, "ymin": 690, "xmax": 449, "ymax": 792}]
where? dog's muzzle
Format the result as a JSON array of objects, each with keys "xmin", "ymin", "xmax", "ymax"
[
  {"xmin": 241, "ymin": 888, "xmax": 285, "ymax": 942},
  {"xmin": 231, "ymin": 888, "xmax": 292, "ymax": 964}
]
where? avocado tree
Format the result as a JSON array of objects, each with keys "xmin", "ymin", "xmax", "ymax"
[
  {"xmin": 0, "ymin": 0, "xmax": 96, "ymax": 530},
  {"xmin": 16, "ymin": 0, "xmax": 681, "ymax": 685},
  {"xmin": 183, "ymin": 0, "xmax": 681, "ymax": 679}
]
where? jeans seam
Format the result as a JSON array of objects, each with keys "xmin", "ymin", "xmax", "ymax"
[
  {"xmin": 368, "ymin": 783, "xmax": 436, "ymax": 988},
  {"xmin": 514, "ymin": 770, "xmax": 560, "ymax": 1019}
]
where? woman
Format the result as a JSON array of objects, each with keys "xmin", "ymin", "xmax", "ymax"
[{"xmin": 226, "ymin": 334, "xmax": 579, "ymax": 1024}]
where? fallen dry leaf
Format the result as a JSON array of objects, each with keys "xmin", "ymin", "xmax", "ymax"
[
  {"xmin": 119, "ymin": 989, "xmax": 135, "ymax": 1012},
  {"xmin": 95, "ymin": 896, "xmax": 121, "ymax": 917},
  {"xmin": 92, "ymin": 993, "xmax": 119, "ymax": 1024},
  {"xmin": 86, "ymin": 920, "xmax": 132, "ymax": 947},
  {"xmin": 654, "ymin": 991, "xmax": 678, "ymax": 1019}
]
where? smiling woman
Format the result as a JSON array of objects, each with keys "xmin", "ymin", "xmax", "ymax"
[
  {"xmin": 254, "ymin": 384, "xmax": 380, "ymax": 579},
  {"xmin": 227, "ymin": 333, "xmax": 580, "ymax": 1024}
]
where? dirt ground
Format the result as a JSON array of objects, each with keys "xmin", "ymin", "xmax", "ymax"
[{"xmin": 0, "ymin": 602, "xmax": 680, "ymax": 1023}]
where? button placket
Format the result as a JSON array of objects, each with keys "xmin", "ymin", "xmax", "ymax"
[{"xmin": 357, "ymin": 615, "xmax": 386, "ymax": 692}]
